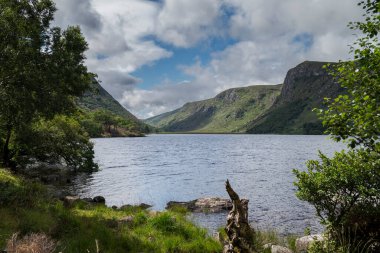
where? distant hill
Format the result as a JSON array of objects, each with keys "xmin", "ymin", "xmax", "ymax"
[
  {"xmin": 145, "ymin": 85, "xmax": 282, "ymax": 133},
  {"xmin": 246, "ymin": 61, "xmax": 343, "ymax": 134},
  {"xmin": 145, "ymin": 61, "xmax": 343, "ymax": 134},
  {"xmin": 77, "ymin": 81, "xmax": 150, "ymax": 136}
]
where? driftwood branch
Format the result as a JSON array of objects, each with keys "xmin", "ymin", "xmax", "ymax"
[{"xmin": 224, "ymin": 180, "xmax": 256, "ymax": 253}]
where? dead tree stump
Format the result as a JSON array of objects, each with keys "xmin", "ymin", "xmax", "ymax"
[{"xmin": 224, "ymin": 180, "xmax": 256, "ymax": 253}]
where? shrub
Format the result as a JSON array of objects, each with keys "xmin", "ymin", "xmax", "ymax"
[{"xmin": 294, "ymin": 150, "xmax": 380, "ymax": 246}]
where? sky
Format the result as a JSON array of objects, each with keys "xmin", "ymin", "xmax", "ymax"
[{"xmin": 53, "ymin": 0, "xmax": 364, "ymax": 119}]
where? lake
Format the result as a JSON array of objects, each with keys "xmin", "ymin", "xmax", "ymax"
[{"xmin": 69, "ymin": 134, "xmax": 344, "ymax": 235}]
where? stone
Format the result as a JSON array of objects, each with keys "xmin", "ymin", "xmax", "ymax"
[
  {"xmin": 295, "ymin": 234, "xmax": 324, "ymax": 253},
  {"xmin": 119, "ymin": 203, "xmax": 152, "ymax": 210},
  {"xmin": 93, "ymin": 196, "xmax": 106, "ymax": 204},
  {"xmin": 148, "ymin": 210, "xmax": 159, "ymax": 217},
  {"xmin": 270, "ymin": 245, "xmax": 293, "ymax": 253},
  {"xmin": 166, "ymin": 197, "xmax": 245, "ymax": 213},
  {"xmin": 62, "ymin": 196, "xmax": 81, "ymax": 207},
  {"xmin": 82, "ymin": 198, "xmax": 94, "ymax": 203},
  {"xmin": 119, "ymin": 216, "xmax": 134, "ymax": 225}
]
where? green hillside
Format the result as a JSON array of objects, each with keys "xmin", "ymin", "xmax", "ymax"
[
  {"xmin": 247, "ymin": 61, "xmax": 343, "ymax": 134},
  {"xmin": 145, "ymin": 61, "xmax": 343, "ymax": 134},
  {"xmin": 145, "ymin": 85, "xmax": 282, "ymax": 133},
  {"xmin": 77, "ymin": 81, "xmax": 150, "ymax": 137}
]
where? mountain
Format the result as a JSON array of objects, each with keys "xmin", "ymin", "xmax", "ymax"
[
  {"xmin": 77, "ymin": 81, "xmax": 149, "ymax": 136},
  {"xmin": 78, "ymin": 81, "xmax": 138, "ymax": 121},
  {"xmin": 246, "ymin": 61, "xmax": 343, "ymax": 134},
  {"xmin": 145, "ymin": 85, "xmax": 282, "ymax": 133},
  {"xmin": 145, "ymin": 61, "xmax": 343, "ymax": 134}
]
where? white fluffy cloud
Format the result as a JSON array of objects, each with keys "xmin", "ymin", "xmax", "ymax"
[
  {"xmin": 155, "ymin": 0, "xmax": 223, "ymax": 47},
  {"xmin": 53, "ymin": 0, "xmax": 364, "ymax": 118}
]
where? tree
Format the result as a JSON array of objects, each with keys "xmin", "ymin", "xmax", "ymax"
[
  {"xmin": 0, "ymin": 0, "xmax": 93, "ymax": 167},
  {"xmin": 294, "ymin": 0, "xmax": 380, "ymax": 250},
  {"xmin": 14, "ymin": 115, "xmax": 98, "ymax": 172}
]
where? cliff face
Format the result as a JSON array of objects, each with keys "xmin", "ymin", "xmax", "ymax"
[
  {"xmin": 279, "ymin": 61, "xmax": 337, "ymax": 105},
  {"xmin": 247, "ymin": 61, "xmax": 343, "ymax": 134}
]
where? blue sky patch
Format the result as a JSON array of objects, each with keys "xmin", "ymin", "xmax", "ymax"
[{"xmin": 292, "ymin": 33, "xmax": 314, "ymax": 51}]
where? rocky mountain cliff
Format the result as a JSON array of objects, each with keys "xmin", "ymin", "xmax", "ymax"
[
  {"xmin": 145, "ymin": 61, "xmax": 343, "ymax": 134},
  {"xmin": 247, "ymin": 61, "xmax": 343, "ymax": 134}
]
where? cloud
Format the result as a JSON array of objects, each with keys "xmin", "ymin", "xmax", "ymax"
[
  {"xmin": 154, "ymin": 0, "xmax": 223, "ymax": 47},
  {"xmin": 53, "ymin": 0, "xmax": 364, "ymax": 119},
  {"xmin": 54, "ymin": 0, "xmax": 102, "ymax": 35}
]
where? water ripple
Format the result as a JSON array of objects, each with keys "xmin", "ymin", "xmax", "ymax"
[{"xmin": 67, "ymin": 134, "xmax": 344, "ymax": 236}]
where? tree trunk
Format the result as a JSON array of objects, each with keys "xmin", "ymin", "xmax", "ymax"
[
  {"xmin": 224, "ymin": 180, "xmax": 256, "ymax": 253},
  {"xmin": 2, "ymin": 124, "xmax": 12, "ymax": 168}
]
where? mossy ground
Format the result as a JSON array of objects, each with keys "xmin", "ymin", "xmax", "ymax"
[{"xmin": 0, "ymin": 169, "xmax": 221, "ymax": 253}]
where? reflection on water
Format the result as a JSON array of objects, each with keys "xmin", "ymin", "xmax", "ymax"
[{"xmin": 67, "ymin": 134, "xmax": 344, "ymax": 235}]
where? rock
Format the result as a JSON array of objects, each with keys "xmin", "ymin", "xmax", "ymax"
[
  {"xmin": 166, "ymin": 197, "xmax": 244, "ymax": 213},
  {"xmin": 93, "ymin": 196, "xmax": 105, "ymax": 204},
  {"xmin": 62, "ymin": 196, "xmax": 81, "ymax": 207},
  {"xmin": 270, "ymin": 245, "xmax": 293, "ymax": 253},
  {"xmin": 296, "ymin": 234, "xmax": 324, "ymax": 253},
  {"xmin": 82, "ymin": 197, "xmax": 94, "ymax": 203},
  {"xmin": 119, "ymin": 203, "xmax": 152, "ymax": 210},
  {"xmin": 119, "ymin": 216, "xmax": 134, "ymax": 225},
  {"xmin": 264, "ymin": 243, "xmax": 293, "ymax": 253},
  {"xmin": 148, "ymin": 210, "xmax": 159, "ymax": 217}
]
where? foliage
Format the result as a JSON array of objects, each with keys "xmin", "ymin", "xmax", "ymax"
[
  {"xmin": 0, "ymin": 169, "xmax": 222, "ymax": 252},
  {"xmin": 79, "ymin": 109, "xmax": 145, "ymax": 138},
  {"xmin": 294, "ymin": 150, "xmax": 380, "ymax": 238},
  {"xmin": 318, "ymin": 1, "xmax": 380, "ymax": 150},
  {"xmin": 294, "ymin": 1, "xmax": 380, "ymax": 250},
  {"xmin": 0, "ymin": 0, "xmax": 93, "ymax": 167},
  {"xmin": 13, "ymin": 115, "xmax": 98, "ymax": 172}
]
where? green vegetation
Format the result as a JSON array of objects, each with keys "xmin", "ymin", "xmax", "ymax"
[
  {"xmin": 294, "ymin": 1, "xmax": 380, "ymax": 251},
  {"xmin": 247, "ymin": 61, "xmax": 343, "ymax": 134},
  {"xmin": 0, "ymin": 0, "xmax": 97, "ymax": 171},
  {"xmin": 0, "ymin": 168, "xmax": 222, "ymax": 252},
  {"xmin": 79, "ymin": 109, "xmax": 145, "ymax": 138},
  {"xmin": 145, "ymin": 85, "xmax": 282, "ymax": 133},
  {"xmin": 146, "ymin": 61, "xmax": 344, "ymax": 135},
  {"xmin": 78, "ymin": 80, "xmax": 150, "ymax": 137}
]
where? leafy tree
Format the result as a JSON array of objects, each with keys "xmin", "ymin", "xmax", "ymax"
[
  {"xmin": 14, "ymin": 115, "xmax": 98, "ymax": 172},
  {"xmin": 0, "ymin": 0, "xmax": 93, "ymax": 167},
  {"xmin": 294, "ymin": 0, "xmax": 380, "ymax": 249}
]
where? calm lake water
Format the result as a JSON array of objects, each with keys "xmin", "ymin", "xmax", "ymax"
[{"xmin": 69, "ymin": 134, "xmax": 345, "ymax": 235}]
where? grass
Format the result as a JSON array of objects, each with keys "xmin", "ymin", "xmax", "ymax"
[{"xmin": 0, "ymin": 168, "xmax": 222, "ymax": 253}]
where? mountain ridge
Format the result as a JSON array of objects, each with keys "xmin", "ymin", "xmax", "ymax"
[{"xmin": 145, "ymin": 61, "xmax": 343, "ymax": 134}]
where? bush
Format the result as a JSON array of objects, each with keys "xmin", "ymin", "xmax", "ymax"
[
  {"xmin": 14, "ymin": 115, "xmax": 98, "ymax": 172},
  {"xmin": 294, "ymin": 149, "xmax": 380, "ymax": 248}
]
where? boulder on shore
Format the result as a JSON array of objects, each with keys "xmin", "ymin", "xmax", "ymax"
[
  {"xmin": 61, "ymin": 195, "xmax": 106, "ymax": 207},
  {"xmin": 296, "ymin": 234, "xmax": 324, "ymax": 252},
  {"xmin": 166, "ymin": 197, "xmax": 247, "ymax": 213}
]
